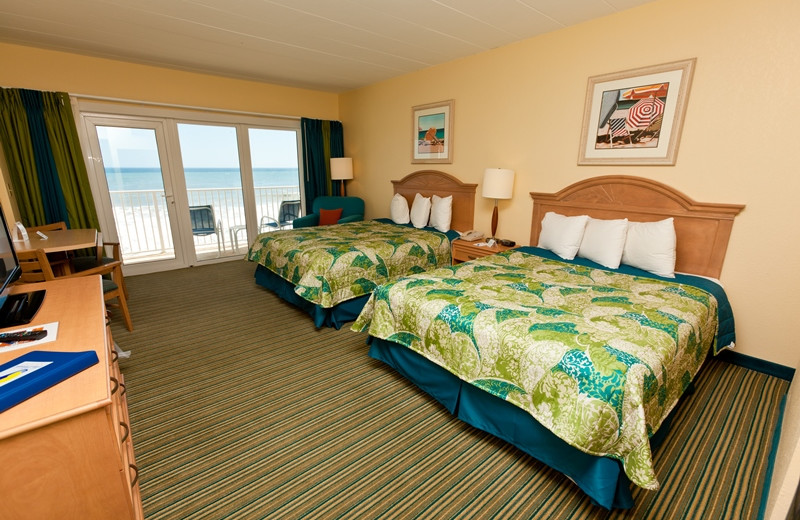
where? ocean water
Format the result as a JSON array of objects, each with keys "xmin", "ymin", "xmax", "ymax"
[{"xmin": 105, "ymin": 167, "xmax": 299, "ymax": 191}]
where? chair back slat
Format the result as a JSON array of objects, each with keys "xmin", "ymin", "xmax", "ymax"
[{"xmin": 16, "ymin": 249, "xmax": 56, "ymax": 283}]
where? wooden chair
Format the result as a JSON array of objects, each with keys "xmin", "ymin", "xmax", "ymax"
[
  {"xmin": 71, "ymin": 233, "xmax": 128, "ymax": 300},
  {"xmin": 25, "ymin": 221, "xmax": 72, "ymax": 274},
  {"xmin": 17, "ymin": 249, "xmax": 133, "ymax": 331}
]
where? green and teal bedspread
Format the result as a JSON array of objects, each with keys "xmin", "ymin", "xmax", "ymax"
[
  {"xmin": 246, "ymin": 220, "xmax": 454, "ymax": 308},
  {"xmin": 353, "ymin": 247, "xmax": 729, "ymax": 492}
]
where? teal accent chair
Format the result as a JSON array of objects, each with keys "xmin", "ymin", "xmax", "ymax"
[{"xmin": 293, "ymin": 196, "xmax": 365, "ymax": 228}]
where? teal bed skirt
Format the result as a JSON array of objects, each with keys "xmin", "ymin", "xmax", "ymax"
[{"xmin": 254, "ymin": 264, "xmax": 369, "ymax": 329}]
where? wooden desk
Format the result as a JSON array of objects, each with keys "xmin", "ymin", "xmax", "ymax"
[
  {"xmin": 0, "ymin": 277, "xmax": 143, "ymax": 519},
  {"xmin": 13, "ymin": 228, "xmax": 97, "ymax": 255}
]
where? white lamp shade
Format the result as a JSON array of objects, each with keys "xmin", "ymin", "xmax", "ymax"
[
  {"xmin": 330, "ymin": 157, "xmax": 354, "ymax": 180},
  {"xmin": 482, "ymin": 168, "xmax": 515, "ymax": 199}
]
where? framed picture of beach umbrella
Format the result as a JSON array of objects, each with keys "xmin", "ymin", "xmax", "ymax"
[
  {"xmin": 412, "ymin": 99, "xmax": 454, "ymax": 163},
  {"xmin": 578, "ymin": 58, "xmax": 696, "ymax": 165}
]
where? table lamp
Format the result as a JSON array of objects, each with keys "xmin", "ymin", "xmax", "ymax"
[
  {"xmin": 330, "ymin": 157, "xmax": 354, "ymax": 196},
  {"xmin": 482, "ymin": 168, "xmax": 515, "ymax": 239}
]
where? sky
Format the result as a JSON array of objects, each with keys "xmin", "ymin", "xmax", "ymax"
[{"xmin": 98, "ymin": 124, "xmax": 299, "ymax": 169}]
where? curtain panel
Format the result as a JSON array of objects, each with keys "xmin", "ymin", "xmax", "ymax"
[
  {"xmin": 300, "ymin": 118, "xmax": 344, "ymax": 214},
  {"xmin": 0, "ymin": 87, "xmax": 99, "ymax": 230}
]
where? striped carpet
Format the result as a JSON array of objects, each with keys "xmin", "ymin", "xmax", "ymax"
[{"xmin": 109, "ymin": 260, "xmax": 788, "ymax": 519}]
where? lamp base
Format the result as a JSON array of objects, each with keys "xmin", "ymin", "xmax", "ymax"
[{"xmin": 490, "ymin": 203, "xmax": 499, "ymax": 238}]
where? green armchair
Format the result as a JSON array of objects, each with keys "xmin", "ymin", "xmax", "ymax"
[{"xmin": 293, "ymin": 196, "xmax": 365, "ymax": 228}]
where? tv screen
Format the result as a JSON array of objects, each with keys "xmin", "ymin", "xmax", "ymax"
[
  {"xmin": 0, "ymin": 205, "xmax": 21, "ymax": 298},
  {"xmin": 0, "ymin": 207, "xmax": 45, "ymax": 327}
]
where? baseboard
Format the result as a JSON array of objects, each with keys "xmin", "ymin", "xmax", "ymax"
[{"xmin": 717, "ymin": 350, "xmax": 795, "ymax": 382}]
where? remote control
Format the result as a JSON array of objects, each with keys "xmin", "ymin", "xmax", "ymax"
[{"xmin": 0, "ymin": 330, "xmax": 48, "ymax": 343}]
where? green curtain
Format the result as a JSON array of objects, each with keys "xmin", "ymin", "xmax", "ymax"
[
  {"xmin": 0, "ymin": 87, "xmax": 99, "ymax": 230},
  {"xmin": 0, "ymin": 89, "xmax": 45, "ymax": 225},
  {"xmin": 42, "ymin": 93, "xmax": 99, "ymax": 230},
  {"xmin": 300, "ymin": 118, "xmax": 345, "ymax": 214}
]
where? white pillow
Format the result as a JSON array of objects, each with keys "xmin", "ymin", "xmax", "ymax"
[
  {"xmin": 390, "ymin": 193, "xmax": 410, "ymax": 224},
  {"xmin": 577, "ymin": 218, "xmax": 629, "ymax": 269},
  {"xmin": 621, "ymin": 218, "xmax": 677, "ymax": 277},
  {"xmin": 537, "ymin": 212, "xmax": 589, "ymax": 260},
  {"xmin": 429, "ymin": 194, "xmax": 452, "ymax": 232},
  {"xmin": 409, "ymin": 193, "xmax": 431, "ymax": 229}
]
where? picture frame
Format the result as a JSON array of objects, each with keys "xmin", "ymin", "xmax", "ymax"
[
  {"xmin": 412, "ymin": 99, "xmax": 454, "ymax": 163},
  {"xmin": 578, "ymin": 58, "xmax": 696, "ymax": 165}
]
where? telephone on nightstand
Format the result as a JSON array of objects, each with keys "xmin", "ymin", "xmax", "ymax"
[{"xmin": 459, "ymin": 230, "xmax": 485, "ymax": 241}]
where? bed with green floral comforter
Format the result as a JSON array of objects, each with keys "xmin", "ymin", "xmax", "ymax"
[
  {"xmin": 246, "ymin": 220, "xmax": 455, "ymax": 308},
  {"xmin": 353, "ymin": 247, "xmax": 728, "ymax": 496}
]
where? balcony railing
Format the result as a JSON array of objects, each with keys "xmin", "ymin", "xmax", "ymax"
[{"xmin": 110, "ymin": 185, "xmax": 301, "ymax": 262}]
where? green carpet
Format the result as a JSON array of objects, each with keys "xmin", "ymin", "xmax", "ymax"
[{"xmin": 109, "ymin": 260, "xmax": 788, "ymax": 519}]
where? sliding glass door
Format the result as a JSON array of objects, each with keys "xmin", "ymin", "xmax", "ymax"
[
  {"xmin": 83, "ymin": 118, "xmax": 187, "ymax": 274},
  {"xmin": 77, "ymin": 100, "xmax": 303, "ymax": 275},
  {"xmin": 176, "ymin": 123, "xmax": 245, "ymax": 260}
]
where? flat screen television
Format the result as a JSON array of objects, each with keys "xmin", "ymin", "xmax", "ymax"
[{"xmin": 0, "ymin": 206, "xmax": 45, "ymax": 327}]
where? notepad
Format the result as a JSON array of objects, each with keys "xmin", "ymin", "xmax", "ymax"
[{"xmin": 0, "ymin": 350, "xmax": 99, "ymax": 413}]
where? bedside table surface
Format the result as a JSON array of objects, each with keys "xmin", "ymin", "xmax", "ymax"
[{"xmin": 452, "ymin": 239, "xmax": 516, "ymax": 263}]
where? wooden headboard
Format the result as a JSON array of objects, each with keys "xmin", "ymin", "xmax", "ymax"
[
  {"xmin": 529, "ymin": 176, "xmax": 745, "ymax": 279},
  {"xmin": 392, "ymin": 170, "xmax": 477, "ymax": 232}
]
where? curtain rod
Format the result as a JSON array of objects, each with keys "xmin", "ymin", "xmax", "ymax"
[{"xmin": 71, "ymin": 92, "xmax": 301, "ymax": 121}]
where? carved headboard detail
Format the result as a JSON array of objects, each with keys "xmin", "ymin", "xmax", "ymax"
[
  {"xmin": 392, "ymin": 170, "xmax": 477, "ymax": 232},
  {"xmin": 529, "ymin": 175, "xmax": 745, "ymax": 278}
]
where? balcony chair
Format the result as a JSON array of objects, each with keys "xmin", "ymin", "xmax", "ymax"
[
  {"xmin": 189, "ymin": 205, "xmax": 223, "ymax": 253},
  {"xmin": 260, "ymin": 200, "xmax": 302, "ymax": 231},
  {"xmin": 292, "ymin": 196, "xmax": 364, "ymax": 228},
  {"xmin": 17, "ymin": 248, "xmax": 133, "ymax": 331}
]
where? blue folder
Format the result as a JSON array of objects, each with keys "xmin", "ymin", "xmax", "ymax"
[{"xmin": 0, "ymin": 350, "xmax": 100, "ymax": 413}]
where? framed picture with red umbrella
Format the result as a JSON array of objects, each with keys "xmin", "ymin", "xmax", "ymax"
[{"xmin": 578, "ymin": 58, "xmax": 696, "ymax": 165}]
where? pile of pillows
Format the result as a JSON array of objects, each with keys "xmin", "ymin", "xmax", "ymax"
[
  {"xmin": 390, "ymin": 193, "xmax": 452, "ymax": 233},
  {"xmin": 537, "ymin": 211, "xmax": 677, "ymax": 277}
]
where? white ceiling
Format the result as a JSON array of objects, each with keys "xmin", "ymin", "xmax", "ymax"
[{"xmin": 0, "ymin": 0, "xmax": 655, "ymax": 93}]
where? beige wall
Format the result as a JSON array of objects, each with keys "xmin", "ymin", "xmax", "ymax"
[
  {"xmin": 0, "ymin": 42, "xmax": 339, "ymax": 119},
  {"xmin": 0, "ymin": 0, "xmax": 797, "ymax": 513},
  {"xmin": 340, "ymin": 0, "xmax": 800, "ymax": 369},
  {"xmin": 0, "ymin": 41, "xmax": 339, "ymax": 247},
  {"xmin": 768, "ymin": 353, "xmax": 800, "ymax": 520},
  {"xmin": 339, "ymin": 0, "xmax": 800, "ymax": 514}
]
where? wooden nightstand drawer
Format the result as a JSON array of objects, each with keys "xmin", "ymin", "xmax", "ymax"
[{"xmin": 452, "ymin": 239, "xmax": 515, "ymax": 263}]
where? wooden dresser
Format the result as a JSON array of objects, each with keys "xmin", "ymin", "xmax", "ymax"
[{"xmin": 0, "ymin": 277, "xmax": 143, "ymax": 520}]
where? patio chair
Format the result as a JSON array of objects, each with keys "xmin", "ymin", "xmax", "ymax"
[
  {"xmin": 189, "ymin": 205, "xmax": 223, "ymax": 253},
  {"xmin": 260, "ymin": 200, "xmax": 302, "ymax": 231},
  {"xmin": 608, "ymin": 118, "xmax": 633, "ymax": 146}
]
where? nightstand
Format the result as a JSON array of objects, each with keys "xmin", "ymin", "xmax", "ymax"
[{"xmin": 452, "ymin": 239, "xmax": 516, "ymax": 263}]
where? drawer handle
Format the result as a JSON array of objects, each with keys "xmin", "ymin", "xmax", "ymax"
[
  {"xmin": 110, "ymin": 376, "xmax": 119, "ymax": 395},
  {"xmin": 129, "ymin": 464, "xmax": 139, "ymax": 487},
  {"xmin": 111, "ymin": 349, "xmax": 119, "ymax": 363},
  {"xmin": 119, "ymin": 421, "xmax": 129, "ymax": 443},
  {"xmin": 120, "ymin": 382, "xmax": 127, "ymax": 396}
]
